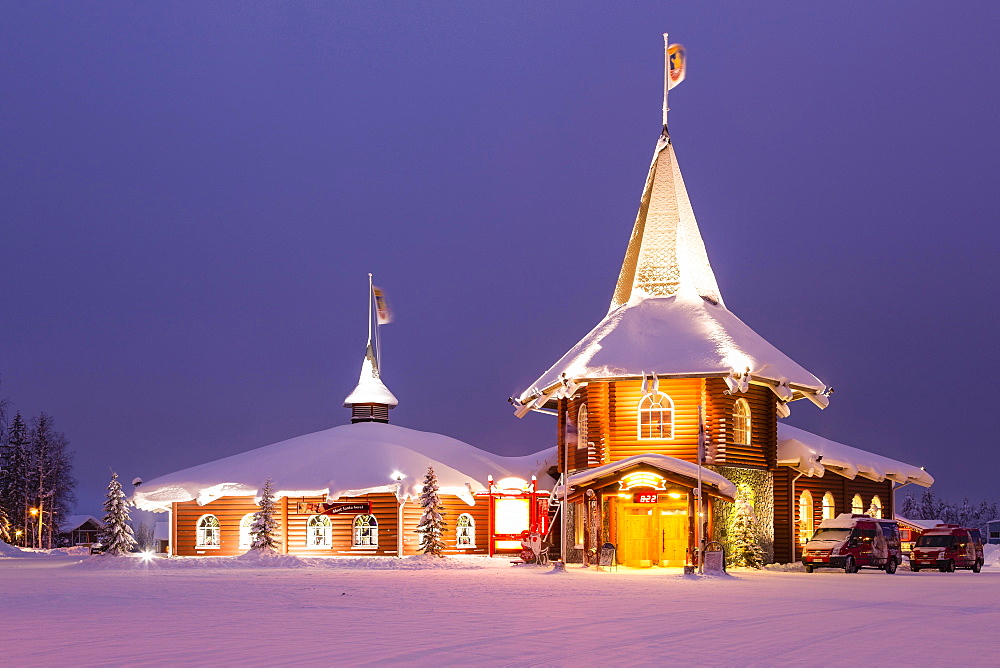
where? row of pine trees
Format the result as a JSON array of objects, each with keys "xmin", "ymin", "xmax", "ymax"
[
  {"xmin": 0, "ymin": 407, "xmax": 76, "ymax": 548},
  {"xmin": 899, "ymin": 489, "xmax": 999, "ymax": 535}
]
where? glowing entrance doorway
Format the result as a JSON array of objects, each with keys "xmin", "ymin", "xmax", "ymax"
[{"xmin": 616, "ymin": 493, "xmax": 689, "ymax": 568}]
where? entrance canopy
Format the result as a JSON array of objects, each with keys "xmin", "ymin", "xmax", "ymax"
[{"xmin": 567, "ymin": 454, "xmax": 736, "ymax": 501}]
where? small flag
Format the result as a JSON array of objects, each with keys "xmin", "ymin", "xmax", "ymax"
[
  {"xmin": 667, "ymin": 43, "xmax": 686, "ymax": 89},
  {"xmin": 372, "ymin": 286, "xmax": 392, "ymax": 324}
]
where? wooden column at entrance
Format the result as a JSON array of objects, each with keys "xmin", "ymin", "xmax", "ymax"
[{"xmin": 687, "ymin": 493, "xmax": 696, "ymax": 567}]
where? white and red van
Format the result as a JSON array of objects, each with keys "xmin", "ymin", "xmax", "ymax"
[
  {"xmin": 910, "ymin": 524, "xmax": 984, "ymax": 573},
  {"xmin": 802, "ymin": 513, "xmax": 902, "ymax": 574}
]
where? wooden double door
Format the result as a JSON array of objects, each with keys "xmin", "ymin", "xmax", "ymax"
[{"xmin": 618, "ymin": 499, "xmax": 688, "ymax": 568}]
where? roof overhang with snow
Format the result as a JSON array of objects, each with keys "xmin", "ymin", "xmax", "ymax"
[
  {"xmin": 516, "ymin": 294, "xmax": 829, "ymax": 412},
  {"xmin": 778, "ymin": 424, "xmax": 933, "ymax": 487},
  {"xmin": 133, "ymin": 422, "xmax": 556, "ymax": 512},
  {"xmin": 567, "ymin": 454, "xmax": 737, "ymax": 501}
]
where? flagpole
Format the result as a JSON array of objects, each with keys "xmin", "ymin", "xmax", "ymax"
[
  {"xmin": 367, "ymin": 273, "xmax": 374, "ymax": 347},
  {"xmin": 662, "ymin": 32, "xmax": 670, "ymax": 129},
  {"xmin": 697, "ymin": 404, "xmax": 704, "ymax": 573}
]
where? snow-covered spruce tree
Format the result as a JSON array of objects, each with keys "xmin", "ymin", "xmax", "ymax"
[
  {"xmin": 0, "ymin": 412, "xmax": 31, "ymax": 545},
  {"xmin": 249, "ymin": 477, "xmax": 281, "ymax": 552},
  {"xmin": 100, "ymin": 471, "xmax": 137, "ymax": 555},
  {"xmin": 416, "ymin": 466, "xmax": 447, "ymax": 557},
  {"xmin": 728, "ymin": 499, "xmax": 765, "ymax": 569},
  {"xmin": 899, "ymin": 494, "xmax": 919, "ymax": 519}
]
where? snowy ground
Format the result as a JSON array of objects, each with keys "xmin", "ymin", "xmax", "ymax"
[{"xmin": 2, "ymin": 548, "xmax": 999, "ymax": 666}]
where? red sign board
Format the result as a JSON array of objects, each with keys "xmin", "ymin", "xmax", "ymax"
[
  {"xmin": 633, "ymin": 492, "xmax": 659, "ymax": 504},
  {"xmin": 297, "ymin": 501, "xmax": 371, "ymax": 516}
]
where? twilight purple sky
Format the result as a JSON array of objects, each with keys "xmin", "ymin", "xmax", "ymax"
[{"xmin": 3, "ymin": 2, "xmax": 999, "ymax": 513}]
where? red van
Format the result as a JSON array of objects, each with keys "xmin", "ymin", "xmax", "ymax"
[
  {"xmin": 802, "ymin": 514, "xmax": 902, "ymax": 574},
  {"xmin": 910, "ymin": 524, "xmax": 984, "ymax": 573}
]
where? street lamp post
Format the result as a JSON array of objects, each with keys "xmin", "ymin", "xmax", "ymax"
[{"xmin": 30, "ymin": 504, "xmax": 42, "ymax": 549}]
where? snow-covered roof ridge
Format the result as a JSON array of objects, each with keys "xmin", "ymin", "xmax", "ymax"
[
  {"xmin": 519, "ymin": 294, "xmax": 827, "ymax": 403},
  {"xmin": 610, "ymin": 133, "xmax": 724, "ymax": 311},
  {"xmin": 60, "ymin": 515, "xmax": 103, "ymax": 532},
  {"xmin": 777, "ymin": 423, "xmax": 933, "ymax": 487},
  {"xmin": 133, "ymin": 421, "xmax": 556, "ymax": 512},
  {"xmin": 344, "ymin": 343, "xmax": 398, "ymax": 407},
  {"xmin": 567, "ymin": 453, "xmax": 737, "ymax": 500}
]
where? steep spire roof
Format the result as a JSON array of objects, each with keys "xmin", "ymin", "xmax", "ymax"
[
  {"xmin": 610, "ymin": 131, "xmax": 724, "ymax": 311},
  {"xmin": 344, "ymin": 342, "xmax": 398, "ymax": 408},
  {"xmin": 515, "ymin": 41, "xmax": 829, "ymax": 413}
]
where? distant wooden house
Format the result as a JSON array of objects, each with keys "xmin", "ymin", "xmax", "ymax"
[{"xmin": 58, "ymin": 515, "xmax": 103, "ymax": 547}]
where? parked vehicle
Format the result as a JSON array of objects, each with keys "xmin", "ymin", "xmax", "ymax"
[
  {"xmin": 802, "ymin": 513, "xmax": 902, "ymax": 574},
  {"xmin": 910, "ymin": 524, "xmax": 984, "ymax": 573}
]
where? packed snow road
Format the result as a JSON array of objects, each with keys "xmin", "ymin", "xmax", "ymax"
[{"xmin": 1, "ymin": 555, "xmax": 997, "ymax": 666}]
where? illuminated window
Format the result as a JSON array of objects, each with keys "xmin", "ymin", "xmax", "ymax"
[
  {"xmin": 822, "ymin": 492, "xmax": 835, "ymax": 520},
  {"xmin": 239, "ymin": 513, "xmax": 255, "ymax": 549},
  {"xmin": 353, "ymin": 514, "xmax": 378, "ymax": 547},
  {"xmin": 869, "ymin": 496, "xmax": 883, "ymax": 519},
  {"xmin": 851, "ymin": 494, "xmax": 864, "ymax": 514},
  {"xmin": 732, "ymin": 398, "xmax": 751, "ymax": 445},
  {"xmin": 576, "ymin": 404, "xmax": 589, "ymax": 450},
  {"xmin": 798, "ymin": 491, "xmax": 814, "ymax": 545},
  {"xmin": 638, "ymin": 392, "xmax": 674, "ymax": 439},
  {"xmin": 456, "ymin": 513, "xmax": 475, "ymax": 548},
  {"xmin": 196, "ymin": 515, "xmax": 220, "ymax": 548},
  {"xmin": 494, "ymin": 498, "xmax": 530, "ymax": 535},
  {"xmin": 574, "ymin": 502, "xmax": 585, "ymax": 548},
  {"xmin": 307, "ymin": 515, "xmax": 332, "ymax": 548}
]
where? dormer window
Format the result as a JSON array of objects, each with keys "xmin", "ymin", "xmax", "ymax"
[
  {"xmin": 638, "ymin": 392, "xmax": 674, "ymax": 440},
  {"xmin": 732, "ymin": 398, "xmax": 751, "ymax": 445}
]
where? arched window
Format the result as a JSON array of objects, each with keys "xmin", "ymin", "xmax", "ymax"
[
  {"xmin": 851, "ymin": 494, "xmax": 864, "ymax": 515},
  {"xmin": 196, "ymin": 515, "xmax": 220, "ymax": 548},
  {"xmin": 307, "ymin": 515, "xmax": 332, "ymax": 548},
  {"xmin": 732, "ymin": 398, "xmax": 751, "ymax": 445},
  {"xmin": 456, "ymin": 513, "xmax": 475, "ymax": 548},
  {"xmin": 576, "ymin": 404, "xmax": 589, "ymax": 450},
  {"xmin": 353, "ymin": 514, "xmax": 378, "ymax": 547},
  {"xmin": 869, "ymin": 496, "xmax": 883, "ymax": 519},
  {"xmin": 638, "ymin": 392, "xmax": 674, "ymax": 440},
  {"xmin": 822, "ymin": 492, "xmax": 835, "ymax": 520},
  {"xmin": 798, "ymin": 491, "xmax": 814, "ymax": 545},
  {"xmin": 239, "ymin": 513, "xmax": 255, "ymax": 549}
]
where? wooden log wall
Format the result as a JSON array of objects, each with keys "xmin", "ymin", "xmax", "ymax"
[
  {"xmin": 401, "ymin": 497, "xmax": 490, "ymax": 556},
  {"xmin": 172, "ymin": 493, "xmax": 490, "ymax": 557},
  {"xmin": 606, "ymin": 378, "xmax": 703, "ymax": 461},
  {"xmin": 284, "ymin": 493, "xmax": 401, "ymax": 557},
  {"xmin": 173, "ymin": 496, "xmax": 263, "ymax": 556},
  {"xmin": 704, "ymin": 378, "xmax": 777, "ymax": 469},
  {"xmin": 772, "ymin": 467, "xmax": 896, "ymax": 563}
]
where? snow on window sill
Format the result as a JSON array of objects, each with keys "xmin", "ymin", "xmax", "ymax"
[{"xmin": 195, "ymin": 545, "xmax": 220, "ymax": 550}]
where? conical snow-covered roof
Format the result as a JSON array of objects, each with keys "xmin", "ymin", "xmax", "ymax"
[
  {"xmin": 610, "ymin": 133, "xmax": 724, "ymax": 311},
  {"xmin": 134, "ymin": 422, "xmax": 556, "ymax": 511},
  {"xmin": 344, "ymin": 343, "xmax": 398, "ymax": 407},
  {"xmin": 518, "ymin": 125, "xmax": 828, "ymax": 406}
]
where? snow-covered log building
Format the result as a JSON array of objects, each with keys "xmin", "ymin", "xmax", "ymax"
[
  {"xmin": 135, "ymin": 348, "xmax": 555, "ymax": 557},
  {"xmin": 510, "ymin": 37, "xmax": 933, "ymax": 566},
  {"xmin": 137, "ymin": 37, "xmax": 933, "ymax": 566}
]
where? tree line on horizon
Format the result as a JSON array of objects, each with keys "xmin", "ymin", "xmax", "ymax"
[
  {"xmin": 0, "ymin": 387, "xmax": 77, "ymax": 548},
  {"xmin": 899, "ymin": 489, "xmax": 999, "ymax": 535}
]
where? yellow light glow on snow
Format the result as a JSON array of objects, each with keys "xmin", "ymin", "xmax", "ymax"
[
  {"xmin": 494, "ymin": 498, "xmax": 530, "ymax": 535},
  {"xmin": 619, "ymin": 472, "xmax": 667, "ymax": 491}
]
